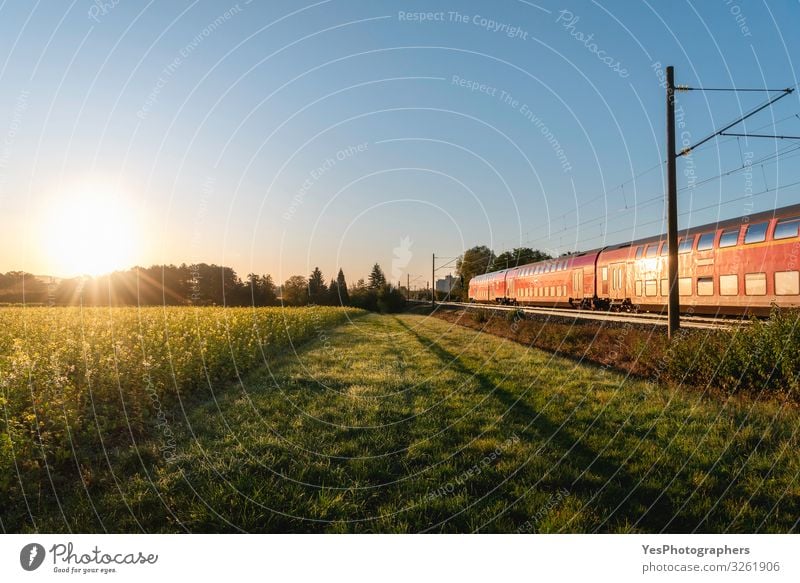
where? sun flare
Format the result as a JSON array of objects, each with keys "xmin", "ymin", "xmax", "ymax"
[{"xmin": 41, "ymin": 184, "xmax": 140, "ymax": 277}]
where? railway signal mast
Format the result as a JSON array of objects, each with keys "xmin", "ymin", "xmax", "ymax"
[{"xmin": 665, "ymin": 66, "xmax": 794, "ymax": 339}]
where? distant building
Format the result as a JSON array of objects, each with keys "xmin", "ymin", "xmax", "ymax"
[{"xmin": 435, "ymin": 275, "xmax": 459, "ymax": 294}]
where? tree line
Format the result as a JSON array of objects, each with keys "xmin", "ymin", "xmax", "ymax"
[{"xmin": 0, "ymin": 262, "xmax": 405, "ymax": 312}]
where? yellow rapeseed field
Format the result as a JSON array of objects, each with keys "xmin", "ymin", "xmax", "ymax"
[{"xmin": 0, "ymin": 306, "xmax": 361, "ymax": 492}]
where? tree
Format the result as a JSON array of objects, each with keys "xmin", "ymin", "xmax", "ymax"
[
  {"xmin": 491, "ymin": 247, "xmax": 552, "ymax": 271},
  {"xmin": 327, "ymin": 268, "xmax": 349, "ymax": 306},
  {"xmin": 246, "ymin": 273, "xmax": 277, "ymax": 306},
  {"xmin": 308, "ymin": 267, "xmax": 327, "ymax": 304},
  {"xmin": 368, "ymin": 263, "xmax": 386, "ymax": 289},
  {"xmin": 377, "ymin": 284, "xmax": 405, "ymax": 313},
  {"xmin": 456, "ymin": 246, "xmax": 495, "ymax": 288},
  {"xmin": 282, "ymin": 275, "xmax": 309, "ymax": 306},
  {"xmin": 261, "ymin": 274, "xmax": 277, "ymax": 305}
]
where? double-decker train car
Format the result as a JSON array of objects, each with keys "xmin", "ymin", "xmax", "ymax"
[{"xmin": 468, "ymin": 204, "xmax": 800, "ymax": 315}]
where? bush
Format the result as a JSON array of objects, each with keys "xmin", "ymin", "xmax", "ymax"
[
  {"xmin": 506, "ymin": 308, "xmax": 526, "ymax": 324},
  {"xmin": 666, "ymin": 306, "xmax": 800, "ymax": 397},
  {"xmin": 350, "ymin": 285, "xmax": 405, "ymax": 313},
  {"xmin": 471, "ymin": 308, "xmax": 490, "ymax": 323}
]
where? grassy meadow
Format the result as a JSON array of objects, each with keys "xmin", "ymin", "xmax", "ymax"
[{"xmin": 2, "ymin": 310, "xmax": 797, "ymax": 533}]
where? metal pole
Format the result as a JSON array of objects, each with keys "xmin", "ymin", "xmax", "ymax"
[
  {"xmin": 431, "ymin": 253, "xmax": 435, "ymax": 308},
  {"xmin": 666, "ymin": 65, "xmax": 680, "ymax": 338}
]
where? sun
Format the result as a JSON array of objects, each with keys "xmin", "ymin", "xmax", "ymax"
[{"xmin": 41, "ymin": 184, "xmax": 140, "ymax": 277}]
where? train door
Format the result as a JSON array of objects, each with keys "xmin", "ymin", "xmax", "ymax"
[
  {"xmin": 609, "ymin": 263, "xmax": 626, "ymax": 300},
  {"xmin": 572, "ymin": 268, "xmax": 584, "ymax": 300},
  {"xmin": 626, "ymin": 262, "xmax": 635, "ymax": 301},
  {"xmin": 600, "ymin": 266, "xmax": 609, "ymax": 296}
]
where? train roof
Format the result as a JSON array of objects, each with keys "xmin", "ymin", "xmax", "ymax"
[
  {"xmin": 469, "ymin": 203, "xmax": 800, "ymax": 281},
  {"xmin": 597, "ymin": 202, "xmax": 800, "ymax": 251}
]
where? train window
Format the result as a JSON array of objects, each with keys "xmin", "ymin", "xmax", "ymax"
[
  {"xmin": 678, "ymin": 237, "xmax": 694, "ymax": 253},
  {"xmin": 719, "ymin": 229, "xmax": 739, "ymax": 247},
  {"xmin": 697, "ymin": 277, "xmax": 714, "ymax": 296},
  {"xmin": 745, "ymin": 272, "xmax": 767, "ymax": 295},
  {"xmin": 645, "ymin": 244, "xmax": 659, "ymax": 258},
  {"xmin": 660, "ymin": 278, "xmax": 668, "ymax": 296},
  {"xmin": 744, "ymin": 222, "xmax": 768, "ymax": 244},
  {"xmin": 774, "ymin": 218, "xmax": 800, "ymax": 240},
  {"xmin": 635, "ymin": 280, "xmax": 643, "ymax": 296},
  {"xmin": 679, "ymin": 277, "xmax": 692, "ymax": 296},
  {"xmin": 635, "ymin": 246, "xmax": 644, "ymax": 259},
  {"xmin": 776, "ymin": 271, "xmax": 800, "ymax": 295},
  {"xmin": 697, "ymin": 233, "xmax": 715, "ymax": 251},
  {"xmin": 645, "ymin": 280, "xmax": 657, "ymax": 296},
  {"xmin": 719, "ymin": 274, "xmax": 738, "ymax": 296}
]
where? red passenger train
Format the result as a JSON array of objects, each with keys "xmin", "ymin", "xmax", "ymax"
[{"xmin": 468, "ymin": 204, "xmax": 800, "ymax": 315}]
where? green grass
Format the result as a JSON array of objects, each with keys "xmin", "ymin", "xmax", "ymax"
[{"xmin": 7, "ymin": 313, "xmax": 800, "ymax": 533}]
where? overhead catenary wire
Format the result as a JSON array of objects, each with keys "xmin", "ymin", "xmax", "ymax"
[
  {"xmin": 509, "ymin": 135, "xmax": 800, "ymax": 253},
  {"xmin": 515, "ymin": 111, "xmax": 800, "ymax": 246}
]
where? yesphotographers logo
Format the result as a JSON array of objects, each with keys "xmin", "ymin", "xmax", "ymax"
[{"xmin": 20, "ymin": 543, "xmax": 46, "ymax": 571}]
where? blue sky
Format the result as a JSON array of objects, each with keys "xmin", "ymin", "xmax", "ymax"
[{"xmin": 1, "ymin": 0, "xmax": 798, "ymax": 284}]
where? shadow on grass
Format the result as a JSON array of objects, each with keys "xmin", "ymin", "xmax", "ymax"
[{"xmin": 393, "ymin": 315, "xmax": 696, "ymax": 532}]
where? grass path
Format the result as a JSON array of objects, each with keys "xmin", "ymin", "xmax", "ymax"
[{"xmin": 27, "ymin": 313, "xmax": 800, "ymax": 533}]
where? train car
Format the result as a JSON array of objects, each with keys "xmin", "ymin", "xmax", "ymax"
[
  {"xmin": 596, "ymin": 203, "xmax": 800, "ymax": 315},
  {"xmin": 468, "ymin": 269, "xmax": 511, "ymax": 303},
  {"xmin": 468, "ymin": 203, "xmax": 800, "ymax": 315},
  {"xmin": 506, "ymin": 255, "xmax": 575, "ymax": 307},
  {"xmin": 469, "ymin": 252, "xmax": 601, "ymax": 308}
]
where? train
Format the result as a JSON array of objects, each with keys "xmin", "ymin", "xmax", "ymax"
[{"xmin": 468, "ymin": 204, "xmax": 800, "ymax": 315}]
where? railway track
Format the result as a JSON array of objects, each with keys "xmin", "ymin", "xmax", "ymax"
[{"xmin": 418, "ymin": 300, "xmax": 747, "ymax": 330}]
